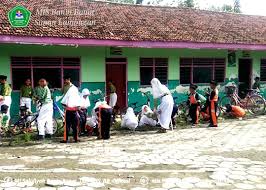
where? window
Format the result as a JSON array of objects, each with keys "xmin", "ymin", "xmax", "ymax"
[
  {"xmin": 11, "ymin": 57, "xmax": 80, "ymax": 90},
  {"xmin": 261, "ymin": 59, "xmax": 266, "ymax": 81},
  {"xmin": 140, "ymin": 58, "xmax": 168, "ymax": 85},
  {"xmin": 180, "ymin": 58, "xmax": 225, "ymax": 84}
]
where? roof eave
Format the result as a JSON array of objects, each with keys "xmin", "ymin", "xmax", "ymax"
[{"xmin": 0, "ymin": 35, "xmax": 266, "ymax": 50}]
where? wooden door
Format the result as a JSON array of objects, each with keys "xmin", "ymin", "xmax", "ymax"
[{"xmin": 106, "ymin": 61, "xmax": 127, "ymax": 109}]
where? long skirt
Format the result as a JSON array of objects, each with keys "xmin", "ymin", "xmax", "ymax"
[
  {"xmin": 157, "ymin": 95, "xmax": 174, "ymax": 129},
  {"xmin": 37, "ymin": 102, "xmax": 53, "ymax": 136}
]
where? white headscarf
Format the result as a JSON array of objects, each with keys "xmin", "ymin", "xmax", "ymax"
[
  {"xmin": 121, "ymin": 107, "xmax": 138, "ymax": 130},
  {"xmin": 141, "ymin": 105, "xmax": 153, "ymax": 116},
  {"xmin": 151, "ymin": 78, "xmax": 170, "ymax": 99},
  {"xmin": 80, "ymin": 88, "xmax": 90, "ymax": 109},
  {"xmin": 61, "ymin": 85, "xmax": 82, "ymax": 107}
]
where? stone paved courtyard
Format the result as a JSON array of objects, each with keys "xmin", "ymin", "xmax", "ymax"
[{"xmin": 0, "ymin": 116, "xmax": 265, "ymax": 190}]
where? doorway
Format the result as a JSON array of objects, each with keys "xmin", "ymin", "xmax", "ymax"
[
  {"xmin": 106, "ymin": 58, "xmax": 127, "ymax": 109},
  {"xmin": 238, "ymin": 59, "xmax": 252, "ymax": 98}
]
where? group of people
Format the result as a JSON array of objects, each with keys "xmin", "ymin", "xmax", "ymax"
[{"xmin": 0, "ymin": 74, "xmax": 261, "ymax": 142}]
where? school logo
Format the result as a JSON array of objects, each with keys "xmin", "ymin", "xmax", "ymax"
[{"xmin": 8, "ymin": 6, "xmax": 31, "ymax": 27}]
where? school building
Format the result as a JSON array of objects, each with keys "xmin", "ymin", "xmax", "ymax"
[{"xmin": 0, "ymin": 0, "xmax": 266, "ymax": 115}]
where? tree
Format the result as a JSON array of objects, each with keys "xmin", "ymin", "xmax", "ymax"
[
  {"xmin": 182, "ymin": 0, "xmax": 195, "ymax": 7},
  {"xmin": 221, "ymin": 4, "xmax": 234, "ymax": 12},
  {"xmin": 233, "ymin": 0, "xmax": 241, "ymax": 13}
]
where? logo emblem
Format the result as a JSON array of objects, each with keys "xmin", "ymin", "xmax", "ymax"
[{"xmin": 8, "ymin": 5, "xmax": 31, "ymax": 28}]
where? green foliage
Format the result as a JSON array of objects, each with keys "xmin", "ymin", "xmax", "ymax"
[
  {"xmin": 233, "ymin": 0, "xmax": 241, "ymax": 13},
  {"xmin": 208, "ymin": 0, "xmax": 241, "ymax": 13},
  {"xmin": 221, "ymin": 4, "xmax": 234, "ymax": 12},
  {"xmin": 181, "ymin": 0, "xmax": 195, "ymax": 8}
]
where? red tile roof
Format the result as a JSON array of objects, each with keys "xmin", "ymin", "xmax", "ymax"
[{"xmin": 0, "ymin": 0, "xmax": 266, "ymax": 45}]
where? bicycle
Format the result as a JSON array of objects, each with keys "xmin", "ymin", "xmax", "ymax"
[
  {"xmin": 174, "ymin": 91, "xmax": 222, "ymax": 124},
  {"xmin": 219, "ymin": 85, "xmax": 265, "ymax": 115}
]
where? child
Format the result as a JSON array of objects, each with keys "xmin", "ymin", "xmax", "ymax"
[
  {"xmin": 20, "ymin": 78, "xmax": 33, "ymax": 111},
  {"xmin": 225, "ymin": 104, "xmax": 245, "ymax": 118},
  {"xmin": 187, "ymin": 84, "xmax": 200, "ymax": 127},
  {"xmin": 208, "ymin": 80, "xmax": 219, "ymax": 127},
  {"xmin": 79, "ymin": 88, "xmax": 90, "ymax": 136},
  {"xmin": 139, "ymin": 105, "xmax": 157, "ymax": 127},
  {"xmin": 0, "ymin": 105, "xmax": 10, "ymax": 131},
  {"xmin": 252, "ymin": 77, "xmax": 261, "ymax": 91},
  {"xmin": 121, "ymin": 107, "xmax": 138, "ymax": 130}
]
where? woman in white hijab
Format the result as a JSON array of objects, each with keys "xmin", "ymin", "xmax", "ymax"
[
  {"xmin": 121, "ymin": 107, "xmax": 138, "ymax": 130},
  {"xmin": 151, "ymin": 78, "xmax": 174, "ymax": 133},
  {"xmin": 79, "ymin": 88, "xmax": 91, "ymax": 135},
  {"xmin": 139, "ymin": 105, "xmax": 157, "ymax": 127}
]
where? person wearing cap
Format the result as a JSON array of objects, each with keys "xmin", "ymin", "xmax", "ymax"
[
  {"xmin": 79, "ymin": 88, "xmax": 91, "ymax": 136},
  {"xmin": 33, "ymin": 78, "xmax": 53, "ymax": 140},
  {"xmin": 0, "ymin": 75, "xmax": 12, "ymax": 118},
  {"xmin": 20, "ymin": 78, "xmax": 33, "ymax": 111},
  {"xmin": 208, "ymin": 80, "xmax": 219, "ymax": 127},
  {"xmin": 60, "ymin": 83, "xmax": 82, "ymax": 143},
  {"xmin": 187, "ymin": 84, "xmax": 201, "ymax": 127},
  {"xmin": 62, "ymin": 75, "xmax": 73, "ymax": 95},
  {"xmin": 252, "ymin": 77, "xmax": 261, "ymax": 91}
]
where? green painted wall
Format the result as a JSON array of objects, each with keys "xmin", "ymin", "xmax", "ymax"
[{"xmin": 0, "ymin": 44, "xmax": 266, "ymax": 116}]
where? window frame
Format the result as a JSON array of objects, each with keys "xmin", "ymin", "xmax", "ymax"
[
  {"xmin": 139, "ymin": 57, "xmax": 169, "ymax": 86},
  {"xmin": 179, "ymin": 57, "xmax": 226, "ymax": 85},
  {"xmin": 10, "ymin": 56, "xmax": 81, "ymax": 91},
  {"xmin": 261, "ymin": 59, "xmax": 266, "ymax": 82}
]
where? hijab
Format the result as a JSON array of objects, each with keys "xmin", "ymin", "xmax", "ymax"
[
  {"xmin": 151, "ymin": 78, "xmax": 170, "ymax": 99},
  {"xmin": 80, "ymin": 88, "xmax": 90, "ymax": 108}
]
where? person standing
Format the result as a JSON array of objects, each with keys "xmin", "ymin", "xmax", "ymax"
[
  {"xmin": 188, "ymin": 84, "xmax": 201, "ymax": 127},
  {"xmin": 0, "ymin": 75, "xmax": 12, "ymax": 118},
  {"xmin": 94, "ymin": 101, "xmax": 112, "ymax": 140},
  {"xmin": 62, "ymin": 75, "xmax": 73, "ymax": 95},
  {"xmin": 79, "ymin": 88, "xmax": 91, "ymax": 136},
  {"xmin": 33, "ymin": 79, "xmax": 53, "ymax": 140},
  {"xmin": 60, "ymin": 83, "xmax": 81, "ymax": 143},
  {"xmin": 108, "ymin": 81, "xmax": 117, "ymax": 108},
  {"xmin": 252, "ymin": 77, "xmax": 261, "ymax": 91},
  {"xmin": 208, "ymin": 80, "xmax": 219, "ymax": 127},
  {"xmin": 20, "ymin": 78, "xmax": 33, "ymax": 111},
  {"xmin": 151, "ymin": 78, "xmax": 174, "ymax": 133}
]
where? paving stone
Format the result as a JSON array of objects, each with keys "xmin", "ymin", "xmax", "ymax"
[
  {"xmin": 87, "ymin": 182, "xmax": 105, "ymax": 188},
  {"xmin": 4, "ymin": 187, "xmax": 21, "ymax": 190},
  {"xmin": 176, "ymin": 181, "xmax": 194, "ymax": 189},
  {"xmin": 195, "ymin": 181, "xmax": 214, "ymax": 188},
  {"xmin": 39, "ymin": 187, "xmax": 57, "ymax": 190},
  {"xmin": 256, "ymin": 184, "xmax": 266, "ymax": 189},
  {"xmin": 45, "ymin": 179, "xmax": 64, "ymax": 187},
  {"xmin": 182, "ymin": 177, "xmax": 201, "ymax": 184},
  {"xmin": 63, "ymin": 180, "xmax": 81, "ymax": 187},
  {"xmin": 0, "ymin": 182, "xmax": 17, "ymax": 188},
  {"xmin": 234, "ymin": 183, "xmax": 255, "ymax": 189},
  {"xmin": 57, "ymin": 187, "xmax": 74, "ymax": 190},
  {"xmin": 76, "ymin": 186, "xmax": 94, "ymax": 190},
  {"xmin": 246, "ymin": 175, "xmax": 264, "ymax": 183},
  {"xmin": 16, "ymin": 181, "xmax": 34, "ymax": 187}
]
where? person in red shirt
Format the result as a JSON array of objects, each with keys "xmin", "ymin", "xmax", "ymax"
[
  {"xmin": 225, "ymin": 104, "xmax": 245, "ymax": 118},
  {"xmin": 208, "ymin": 80, "xmax": 219, "ymax": 127}
]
